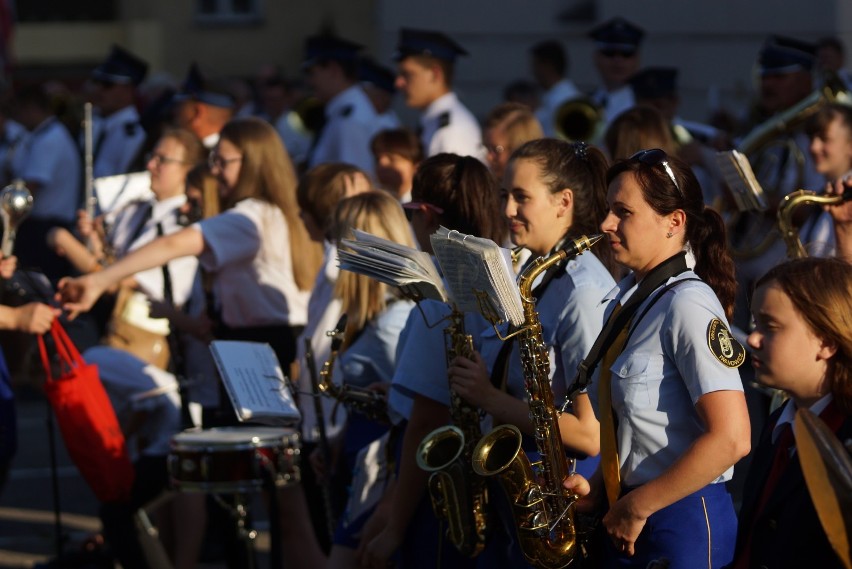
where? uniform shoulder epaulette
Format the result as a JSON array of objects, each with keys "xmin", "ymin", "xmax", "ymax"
[
  {"xmin": 339, "ymin": 105, "xmax": 353, "ymax": 117},
  {"xmin": 437, "ymin": 111, "xmax": 451, "ymax": 129},
  {"xmin": 123, "ymin": 122, "xmax": 138, "ymax": 136}
]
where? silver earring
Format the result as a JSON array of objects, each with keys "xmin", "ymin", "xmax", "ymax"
[{"xmin": 666, "ymin": 232, "xmax": 673, "ymax": 238}]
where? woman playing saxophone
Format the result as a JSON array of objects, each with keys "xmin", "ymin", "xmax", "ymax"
[
  {"xmin": 447, "ymin": 139, "xmax": 616, "ymax": 567},
  {"xmin": 564, "ymin": 149, "xmax": 751, "ymax": 568}
]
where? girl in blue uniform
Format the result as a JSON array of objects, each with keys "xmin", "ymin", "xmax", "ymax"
[
  {"xmin": 565, "ymin": 149, "xmax": 751, "ymax": 568},
  {"xmin": 325, "ymin": 191, "xmax": 416, "ymax": 569},
  {"xmin": 447, "ymin": 139, "xmax": 616, "ymax": 566},
  {"xmin": 360, "ymin": 153, "xmax": 505, "ymax": 569},
  {"xmin": 729, "ymin": 257, "xmax": 852, "ymax": 569}
]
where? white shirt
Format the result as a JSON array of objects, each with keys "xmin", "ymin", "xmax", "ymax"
[
  {"xmin": 91, "ymin": 105, "xmax": 146, "ymax": 178},
  {"xmin": 11, "ymin": 117, "xmax": 81, "ymax": 222},
  {"xmin": 592, "ymin": 84, "xmax": 636, "ymax": 127},
  {"xmin": 295, "ymin": 242, "xmax": 346, "ymax": 443},
  {"xmin": 419, "ymin": 92, "xmax": 486, "ymax": 162},
  {"xmin": 197, "ymin": 198, "xmax": 309, "ymax": 328},
  {"xmin": 535, "ymin": 79, "xmax": 581, "ymax": 137},
  {"xmin": 308, "ymin": 84, "xmax": 379, "ymax": 176},
  {"xmin": 109, "ymin": 195, "xmax": 198, "ymax": 307}
]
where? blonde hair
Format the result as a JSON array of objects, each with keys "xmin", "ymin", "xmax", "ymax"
[
  {"xmin": 332, "ymin": 191, "xmax": 414, "ymax": 343},
  {"xmin": 484, "ymin": 102, "xmax": 544, "ymax": 154},
  {"xmin": 603, "ymin": 105, "xmax": 677, "ymax": 161},
  {"xmin": 185, "ymin": 165, "xmax": 221, "ymax": 218},
  {"xmin": 218, "ymin": 117, "xmax": 322, "ymax": 290},
  {"xmin": 757, "ymin": 257, "xmax": 852, "ymax": 413}
]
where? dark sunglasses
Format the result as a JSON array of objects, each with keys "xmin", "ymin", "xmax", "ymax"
[
  {"xmin": 629, "ymin": 148, "xmax": 683, "ymax": 197},
  {"xmin": 599, "ymin": 48, "xmax": 636, "ymax": 58}
]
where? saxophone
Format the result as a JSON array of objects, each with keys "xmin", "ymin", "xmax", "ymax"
[
  {"xmin": 777, "ymin": 187, "xmax": 852, "ymax": 259},
  {"xmin": 415, "ymin": 308, "xmax": 489, "ymax": 557},
  {"xmin": 471, "ymin": 234, "xmax": 602, "ymax": 569},
  {"xmin": 318, "ymin": 315, "xmax": 390, "ymax": 424}
]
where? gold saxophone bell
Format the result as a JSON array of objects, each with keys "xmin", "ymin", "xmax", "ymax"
[
  {"xmin": 0, "ymin": 179, "xmax": 34, "ymax": 256},
  {"xmin": 727, "ymin": 72, "xmax": 850, "ymax": 259},
  {"xmin": 553, "ymin": 97, "xmax": 604, "ymax": 143},
  {"xmin": 777, "ymin": 187, "xmax": 852, "ymax": 259},
  {"xmin": 291, "ymin": 96, "xmax": 325, "ymax": 138}
]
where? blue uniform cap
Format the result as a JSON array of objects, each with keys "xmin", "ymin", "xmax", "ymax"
[
  {"xmin": 91, "ymin": 45, "xmax": 148, "ymax": 86},
  {"xmin": 393, "ymin": 28, "xmax": 468, "ymax": 62},
  {"xmin": 173, "ymin": 62, "xmax": 234, "ymax": 109},
  {"xmin": 303, "ymin": 35, "xmax": 364, "ymax": 69},
  {"xmin": 589, "ymin": 17, "xmax": 645, "ymax": 54},
  {"xmin": 758, "ymin": 36, "xmax": 816, "ymax": 76},
  {"xmin": 630, "ymin": 67, "xmax": 678, "ymax": 99},
  {"xmin": 358, "ymin": 57, "xmax": 396, "ymax": 93}
]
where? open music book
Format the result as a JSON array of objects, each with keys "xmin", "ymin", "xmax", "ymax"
[
  {"xmin": 338, "ymin": 229, "xmax": 447, "ymax": 302},
  {"xmin": 209, "ymin": 341, "xmax": 301, "ymax": 425},
  {"xmin": 715, "ymin": 149, "xmax": 768, "ymax": 212},
  {"xmin": 430, "ymin": 227, "xmax": 524, "ymax": 326}
]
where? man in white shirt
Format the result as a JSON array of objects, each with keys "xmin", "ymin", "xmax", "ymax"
[
  {"xmin": 530, "ymin": 40, "xmax": 580, "ymax": 137},
  {"xmin": 359, "ymin": 56, "xmax": 401, "ymax": 132},
  {"xmin": 89, "ymin": 45, "xmax": 149, "ymax": 177},
  {"xmin": 588, "ymin": 17, "xmax": 644, "ymax": 127},
  {"xmin": 304, "ymin": 35, "xmax": 380, "ymax": 176},
  {"xmin": 393, "ymin": 28, "xmax": 486, "ymax": 161}
]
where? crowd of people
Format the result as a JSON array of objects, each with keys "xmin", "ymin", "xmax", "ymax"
[{"xmin": 0, "ymin": 14, "xmax": 849, "ymax": 569}]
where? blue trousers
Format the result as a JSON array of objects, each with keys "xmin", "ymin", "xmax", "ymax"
[{"xmin": 603, "ymin": 483, "xmax": 737, "ymax": 569}]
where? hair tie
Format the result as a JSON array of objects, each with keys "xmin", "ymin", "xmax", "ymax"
[{"xmin": 572, "ymin": 141, "xmax": 589, "ymax": 162}]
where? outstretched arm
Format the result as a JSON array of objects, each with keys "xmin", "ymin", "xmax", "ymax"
[{"xmin": 57, "ymin": 226, "xmax": 205, "ymax": 319}]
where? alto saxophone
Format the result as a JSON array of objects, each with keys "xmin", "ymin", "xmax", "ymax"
[
  {"xmin": 318, "ymin": 315, "xmax": 390, "ymax": 424},
  {"xmin": 416, "ymin": 308, "xmax": 488, "ymax": 557},
  {"xmin": 777, "ymin": 187, "xmax": 852, "ymax": 259},
  {"xmin": 471, "ymin": 234, "xmax": 602, "ymax": 569}
]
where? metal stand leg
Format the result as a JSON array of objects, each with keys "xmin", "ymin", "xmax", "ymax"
[{"xmin": 213, "ymin": 493, "xmax": 257, "ymax": 569}]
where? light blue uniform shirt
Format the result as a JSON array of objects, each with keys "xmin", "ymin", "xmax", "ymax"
[{"xmin": 588, "ymin": 271, "xmax": 745, "ymax": 488}]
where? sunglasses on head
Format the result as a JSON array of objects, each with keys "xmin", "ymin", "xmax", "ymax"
[
  {"xmin": 629, "ymin": 148, "xmax": 683, "ymax": 197},
  {"xmin": 402, "ymin": 201, "xmax": 444, "ymax": 221}
]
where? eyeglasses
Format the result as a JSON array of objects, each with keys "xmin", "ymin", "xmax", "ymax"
[
  {"xmin": 484, "ymin": 144, "xmax": 506, "ymax": 156},
  {"xmin": 146, "ymin": 152, "xmax": 186, "ymax": 167},
  {"xmin": 208, "ymin": 151, "xmax": 242, "ymax": 170},
  {"xmin": 401, "ymin": 200, "xmax": 444, "ymax": 221},
  {"xmin": 629, "ymin": 148, "xmax": 683, "ymax": 197},
  {"xmin": 599, "ymin": 48, "xmax": 636, "ymax": 58}
]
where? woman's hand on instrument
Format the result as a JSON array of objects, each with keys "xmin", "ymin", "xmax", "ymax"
[
  {"xmin": 826, "ymin": 178, "xmax": 852, "ymax": 224},
  {"xmin": 447, "ymin": 351, "xmax": 494, "ymax": 409},
  {"xmin": 56, "ymin": 272, "xmax": 108, "ymax": 320},
  {"xmin": 602, "ymin": 492, "xmax": 648, "ymax": 558}
]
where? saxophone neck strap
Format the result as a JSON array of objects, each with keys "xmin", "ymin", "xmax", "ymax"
[{"xmin": 572, "ymin": 251, "xmax": 689, "ymax": 393}]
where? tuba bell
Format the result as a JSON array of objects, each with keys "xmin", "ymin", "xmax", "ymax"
[
  {"xmin": 726, "ymin": 72, "xmax": 850, "ymax": 259},
  {"xmin": 553, "ymin": 97, "xmax": 604, "ymax": 143},
  {"xmin": 0, "ymin": 179, "xmax": 33, "ymax": 256}
]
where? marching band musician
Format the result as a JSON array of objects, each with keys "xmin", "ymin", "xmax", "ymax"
[
  {"xmin": 447, "ymin": 139, "xmax": 616, "ymax": 566},
  {"xmin": 173, "ymin": 63, "xmax": 236, "ymax": 150},
  {"xmin": 588, "ymin": 17, "xmax": 644, "ymax": 128},
  {"xmin": 729, "ymin": 257, "xmax": 852, "ymax": 569},
  {"xmin": 393, "ymin": 29, "xmax": 486, "ymax": 162},
  {"xmin": 303, "ymin": 35, "xmax": 381, "ymax": 177},
  {"xmin": 322, "ymin": 191, "xmax": 416, "ymax": 569},
  {"xmin": 481, "ymin": 102, "xmax": 544, "ymax": 182},
  {"xmin": 88, "ymin": 45, "xmax": 149, "ymax": 177},
  {"xmin": 529, "ymin": 40, "xmax": 581, "ymax": 138},
  {"xmin": 361, "ymin": 153, "xmax": 505, "ymax": 569},
  {"xmin": 564, "ymin": 149, "xmax": 751, "ymax": 568}
]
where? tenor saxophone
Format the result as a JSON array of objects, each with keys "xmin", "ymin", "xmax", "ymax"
[
  {"xmin": 471, "ymin": 234, "xmax": 602, "ymax": 569},
  {"xmin": 318, "ymin": 316, "xmax": 390, "ymax": 424},
  {"xmin": 415, "ymin": 308, "xmax": 489, "ymax": 557}
]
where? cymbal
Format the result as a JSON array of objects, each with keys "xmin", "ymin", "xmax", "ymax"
[{"xmin": 795, "ymin": 407, "xmax": 852, "ymax": 569}]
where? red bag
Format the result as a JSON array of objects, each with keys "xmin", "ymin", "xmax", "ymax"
[{"xmin": 38, "ymin": 320, "xmax": 135, "ymax": 503}]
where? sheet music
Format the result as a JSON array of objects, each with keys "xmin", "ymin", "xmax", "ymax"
[
  {"xmin": 337, "ymin": 229, "xmax": 447, "ymax": 302},
  {"xmin": 715, "ymin": 150, "xmax": 768, "ymax": 212},
  {"xmin": 209, "ymin": 341, "xmax": 301, "ymax": 425},
  {"xmin": 430, "ymin": 227, "xmax": 524, "ymax": 326}
]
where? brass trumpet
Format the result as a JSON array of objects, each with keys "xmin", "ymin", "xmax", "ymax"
[
  {"xmin": 553, "ymin": 97, "xmax": 604, "ymax": 143},
  {"xmin": 777, "ymin": 186, "xmax": 852, "ymax": 259}
]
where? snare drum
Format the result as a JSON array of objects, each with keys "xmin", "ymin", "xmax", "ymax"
[{"xmin": 168, "ymin": 427, "xmax": 300, "ymax": 493}]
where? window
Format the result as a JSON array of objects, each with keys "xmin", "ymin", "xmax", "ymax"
[{"xmin": 195, "ymin": 0, "xmax": 263, "ymax": 25}]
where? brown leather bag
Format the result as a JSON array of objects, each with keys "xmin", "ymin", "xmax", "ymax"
[{"xmin": 103, "ymin": 285, "xmax": 170, "ymax": 370}]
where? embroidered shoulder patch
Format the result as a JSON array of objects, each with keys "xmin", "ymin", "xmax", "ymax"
[{"xmin": 707, "ymin": 318, "xmax": 745, "ymax": 368}]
